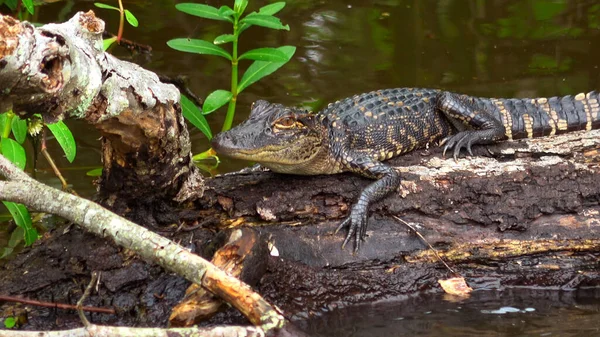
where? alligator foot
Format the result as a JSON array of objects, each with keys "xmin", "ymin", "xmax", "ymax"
[
  {"xmin": 441, "ymin": 129, "xmax": 500, "ymax": 160},
  {"xmin": 334, "ymin": 206, "xmax": 368, "ymax": 252}
]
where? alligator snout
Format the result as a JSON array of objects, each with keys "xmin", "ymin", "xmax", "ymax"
[{"xmin": 211, "ymin": 131, "xmax": 235, "ymax": 153}]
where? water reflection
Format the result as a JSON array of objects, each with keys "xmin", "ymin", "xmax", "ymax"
[{"xmin": 300, "ymin": 289, "xmax": 600, "ymax": 337}]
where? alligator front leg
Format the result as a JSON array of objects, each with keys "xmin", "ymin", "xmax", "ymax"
[
  {"xmin": 437, "ymin": 92, "xmax": 506, "ymax": 159},
  {"xmin": 335, "ymin": 154, "xmax": 401, "ymax": 252}
]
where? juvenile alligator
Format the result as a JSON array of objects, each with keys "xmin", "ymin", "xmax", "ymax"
[{"xmin": 211, "ymin": 88, "xmax": 600, "ymax": 251}]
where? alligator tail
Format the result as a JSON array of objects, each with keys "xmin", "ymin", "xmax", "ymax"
[{"xmin": 474, "ymin": 91, "xmax": 600, "ymax": 140}]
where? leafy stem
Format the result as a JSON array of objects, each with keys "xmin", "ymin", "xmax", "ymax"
[
  {"xmin": 117, "ymin": 0, "xmax": 124, "ymax": 42},
  {"xmin": 3, "ymin": 111, "xmax": 14, "ymax": 139},
  {"xmin": 223, "ymin": 16, "xmax": 240, "ymax": 132},
  {"xmin": 168, "ymin": 1, "xmax": 295, "ymax": 163}
]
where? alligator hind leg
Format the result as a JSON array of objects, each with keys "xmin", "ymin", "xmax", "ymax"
[{"xmin": 437, "ymin": 92, "xmax": 506, "ymax": 159}]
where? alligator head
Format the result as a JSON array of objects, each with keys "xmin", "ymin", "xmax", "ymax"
[{"xmin": 212, "ymin": 100, "xmax": 328, "ymax": 174}]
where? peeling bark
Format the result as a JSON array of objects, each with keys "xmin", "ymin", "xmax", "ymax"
[{"xmin": 0, "ymin": 12, "xmax": 204, "ymax": 226}]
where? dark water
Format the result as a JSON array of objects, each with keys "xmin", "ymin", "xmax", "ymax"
[
  {"xmin": 299, "ymin": 289, "xmax": 600, "ymax": 337},
  {"xmin": 5, "ymin": 0, "xmax": 600, "ymax": 335}
]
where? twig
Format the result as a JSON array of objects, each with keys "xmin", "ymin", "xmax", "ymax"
[
  {"xmin": 0, "ymin": 294, "xmax": 114, "ymax": 315},
  {"xmin": 157, "ymin": 74, "xmax": 204, "ymax": 107},
  {"xmin": 41, "ymin": 128, "xmax": 77, "ymax": 195},
  {"xmin": 392, "ymin": 215, "xmax": 456, "ymax": 274},
  {"xmin": 101, "ymin": 31, "xmax": 153, "ymax": 53},
  {"xmin": 77, "ymin": 272, "xmax": 100, "ymax": 326}
]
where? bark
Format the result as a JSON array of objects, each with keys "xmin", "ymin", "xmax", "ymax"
[
  {"xmin": 0, "ymin": 154, "xmax": 287, "ymax": 333},
  {"xmin": 202, "ymin": 130, "xmax": 600, "ymax": 316},
  {"xmin": 0, "ymin": 12, "xmax": 203, "ymax": 226}
]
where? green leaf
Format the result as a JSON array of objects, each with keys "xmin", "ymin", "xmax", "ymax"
[
  {"xmin": 124, "ymin": 9, "xmax": 139, "ymax": 27},
  {"xmin": 1, "ymin": 247, "xmax": 14, "ymax": 259},
  {"xmin": 2, "ymin": 0, "xmax": 17, "ymax": 11},
  {"xmin": 241, "ymin": 14, "xmax": 289, "ymax": 31},
  {"xmin": 11, "ymin": 116, "xmax": 27, "ymax": 144},
  {"xmin": 203, "ymin": 90, "xmax": 233, "ymax": 115},
  {"xmin": 258, "ymin": 2, "xmax": 286, "ymax": 16},
  {"xmin": 103, "ymin": 36, "xmax": 118, "ymax": 51},
  {"xmin": 181, "ymin": 95, "xmax": 212, "ymax": 139},
  {"xmin": 234, "ymin": 0, "xmax": 248, "ymax": 15},
  {"xmin": 86, "ymin": 167, "xmax": 103, "ymax": 177},
  {"xmin": 175, "ymin": 3, "xmax": 232, "ymax": 22},
  {"xmin": 0, "ymin": 114, "xmax": 7, "ymax": 137},
  {"xmin": 1, "ymin": 138, "xmax": 26, "ymax": 170},
  {"xmin": 214, "ymin": 34, "xmax": 236, "ymax": 45},
  {"xmin": 2, "ymin": 201, "xmax": 36, "ymax": 246},
  {"xmin": 218, "ymin": 5, "xmax": 235, "ymax": 18},
  {"xmin": 22, "ymin": 0, "xmax": 34, "ymax": 15},
  {"xmin": 167, "ymin": 38, "xmax": 232, "ymax": 60},
  {"xmin": 46, "ymin": 121, "xmax": 76, "ymax": 163},
  {"xmin": 23, "ymin": 227, "xmax": 38, "ymax": 246},
  {"xmin": 238, "ymin": 46, "xmax": 296, "ymax": 93},
  {"xmin": 94, "ymin": 2, "xmax": 120, "ymax": 11},
  {"xmin": 239, "ymin": 47, "xmax": 288, "ymax": 62},
  {"xmin": 8, "ymin": 227, "xmax": 24, "ymax": 248},
  {"xmin": 4, "ymin": 317, "xmax": 16, "ymax": 329}
]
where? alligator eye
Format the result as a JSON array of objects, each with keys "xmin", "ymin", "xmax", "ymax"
[{"xmin": 274, "ymin": 116, "xmax": 298, "ymax": 129}]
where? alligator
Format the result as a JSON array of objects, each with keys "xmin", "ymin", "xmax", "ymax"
[{"xmin": 211, "ymin": 88, "xmax": 600, "ymax": 251}]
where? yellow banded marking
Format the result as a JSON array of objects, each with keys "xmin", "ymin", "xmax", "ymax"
[
  {"xmin": 589, "ymin": 98, "xmax": 599, "ymax": 119},
  {"xmin": 557, "ymin": 119, "xmax": 568, "ymax": 131},
  {"xmin": 537, "ymin": 97, "xmax": 550, "ymax": 113},
  {"xmin": 577, "ymin": 92, "xmax": 593, "ymax": 131},
  {"xmin": 522, "ymin": 114, "xmax": 534, "ymax": 139},
  {"xmin": 584, "ymin": 97, "xmax": 593, "ymax": 132},
  {"xmin": 492, "ymin": 99, "xmax": 512, "ymax": 140}
]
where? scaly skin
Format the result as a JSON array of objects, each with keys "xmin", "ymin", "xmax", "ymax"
[{"xmin": 212, "ymin": 88, "xmax": 600, "ymax": 251}]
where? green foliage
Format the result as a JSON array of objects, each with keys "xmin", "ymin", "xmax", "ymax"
[
  {"xmin": 203, "ymin": 90, "xmax": 233, "ymax": 115},
  {"xmin": 169, "ymin": 1, "xmax": 295, "ymax": 159},
  {"xmin": 238, "ymin": 47, "xmax": 288, "ymax": 62},
  {"xmin": 181, "ymin": 95, "xmax": 212, "ymax": 139},
  {"xmin": 11, "ymin": 116, "xmax": 27, "ymax": 144},
  {"xmin": 93, "ymin": 2, "xmax": 119, "ymax": 10},
  {"xmin": 103, "ymin": 36, "xmax": 118, "ymax": 51},
  {"xmin": 1, "ymin": 137, "xmax": 26, "ymax": 170},
  {"xmin": 21, "ymin": 0, "xmax": 33, "ymax": 15},
  {"xmin": 94, "ymin": 1, "xmax": 140, "ymax": 50},
  {"xmin": 175, "ymin": 3, "xmax": 232, "ymax": 22},
  {"xmin": 168, "ymin": 39, "xmax": 232, "ymax": 60},
  {"xmin": 238, "ymin": 46, "xmax": 295, "ymax": 93},
  {"xmin": 2, "ymin": 201, "xmax": 37, "ymax": 246},
  {"xmin": 3, "ymin": 317, "xmax": 16, "ymax": 329},
  {"xmin": 1, "ymin": 0, "xmax": 37, "ymax": 18},
  {"xmin": 0, "ymin": 111, "xmax": 77, "ymax": 255},
  {"xmin": 124, "ymin": 9, "xmax": 138, "ymax": 27},
  {"xmin": 86, "ymin": 167, "xmax": 103, "ymax": 177},
  {"xmin": 46, "ymin": 121, "xmax": 77, "ymax": 163}
]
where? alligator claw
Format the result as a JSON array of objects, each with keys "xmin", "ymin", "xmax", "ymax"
[
  {"xmin": 442, "ymin": 131, "xmax": 478, "ymax": 160},
  {"xmin": 335, "ymin": 205, "xmax": 368, "ymax": 252}
]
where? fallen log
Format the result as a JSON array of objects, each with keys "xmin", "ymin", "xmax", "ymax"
[{"xmin": 203, "ymin": 130, "xmax": 600, "ymax": 316}]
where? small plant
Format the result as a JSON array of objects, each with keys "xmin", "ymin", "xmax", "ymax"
[
  {"xmin": 94, "ymin": 0, "xmax": 139, "ymax": 50},
  {"xmin": 0, "ymin": 0, "xmax": 35, "ymax": 19},
  {"xmin": 168, "ymin": 0, "xmax": 296, "ymax": 161},
  {"xmin": 0, "ymin": 111, "xmax": 76, "ymax": 256},
  {"xmin": 3, "ymin": 316, "xmax": 16, "ymax": 329}
]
